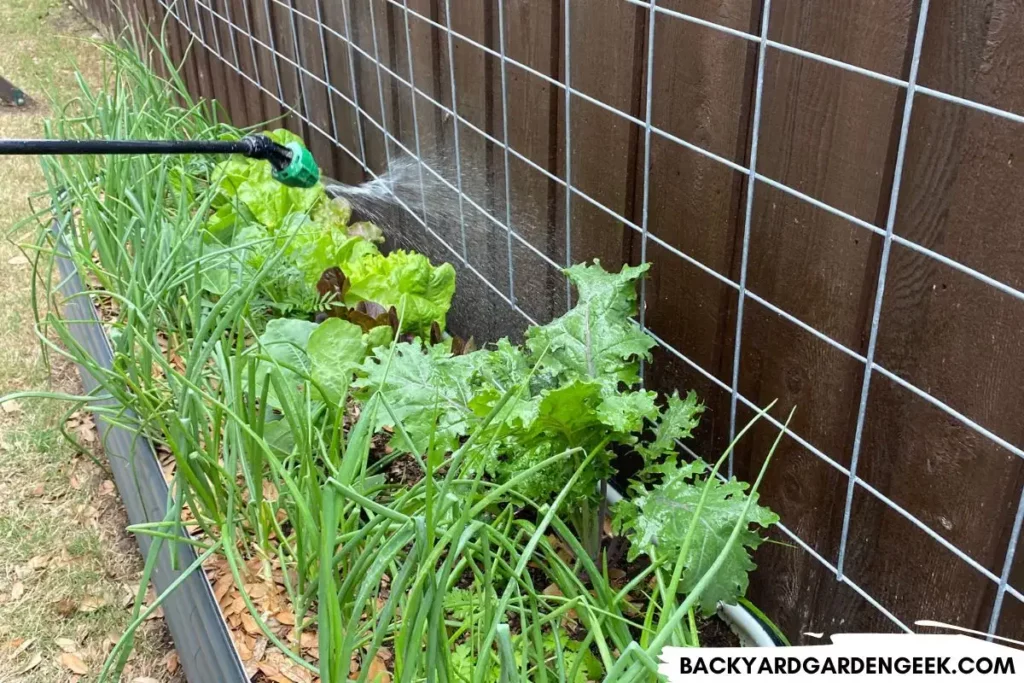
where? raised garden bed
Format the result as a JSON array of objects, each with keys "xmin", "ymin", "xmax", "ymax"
[
  {"xmin": 25, "ymin": 39, "xmax": 788, "ymax": 683},
  {"xmin": 53, "ymin": 225, "xmax": 248, "ymax": 683}
]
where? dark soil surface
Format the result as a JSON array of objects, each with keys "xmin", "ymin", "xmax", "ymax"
[{"xmin": 698, "ymin": 612, "xmax": 742, "ymax": 648}]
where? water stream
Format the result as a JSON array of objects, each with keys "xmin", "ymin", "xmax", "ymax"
[
  {"xmin": 322, "ymin": 153, "xmax": 467, "ymax": 235},
  {"xmin": 321, "ymin": 152, "xmax": 563, "ymax": 338}
]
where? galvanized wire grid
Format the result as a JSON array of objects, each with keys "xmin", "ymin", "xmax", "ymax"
[{"xmin": 155, "ymin": 0, "xmax": 1024, "ymax": 636}]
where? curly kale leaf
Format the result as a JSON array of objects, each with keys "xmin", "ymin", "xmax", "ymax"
[
  {"xmin": 353, "ymin": 339, "xmax": 478, "ymax": 455},
  {"xmin": 596, "ymin": 389, "xmax": 659, "ymax": 436},
  {"xmin": 638, "ymin": 390, "xmax": 705, "ymax": 461},
  {"xmin": 612, "ymin": 459, "xmax": 778, "ymax": 615},
  {"xmin": 526, "ymin": 260, "xmax": 655, "ymax": 387},
  {"xmin": 479, "ymin": 379, "xmax": 627, "ymax": 503}
]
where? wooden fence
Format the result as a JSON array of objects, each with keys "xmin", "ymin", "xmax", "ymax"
[{"xmin": 76, "ymin": 0, "xmax": 1024, "ymax": 644}]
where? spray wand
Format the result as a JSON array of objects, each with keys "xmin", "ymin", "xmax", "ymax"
[{"xmin": 0, "ymin": 134, "xmax": 320, "ymax": 188}]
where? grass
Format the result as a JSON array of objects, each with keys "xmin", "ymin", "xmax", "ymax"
[{"xmin": 0, "ymin": 1, "xmax": 180, "ymax": 680}]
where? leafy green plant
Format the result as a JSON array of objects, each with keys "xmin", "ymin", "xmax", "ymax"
[
  {"xmin": 614, "ymin": 458, "xmax": 779, "ymax": 615},
  {"xmin": 353, "ymin": 261, "xmax": 711, "ymax": 556},
  {"xmin": 204, "ymin": 127, "xmax": 456, "ymax": 333}
]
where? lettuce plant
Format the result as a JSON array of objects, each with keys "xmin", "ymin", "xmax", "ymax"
[{"xmin": 204, "ymin": 128, "xmax": 456, "ymax": 333}]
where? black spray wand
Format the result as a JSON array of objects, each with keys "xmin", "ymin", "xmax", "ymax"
[{"xmin": 0, "ymin": 134, "xmax": 320, "ymax": 188}]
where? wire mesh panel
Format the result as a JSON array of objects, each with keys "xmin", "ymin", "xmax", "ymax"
[{"xmin": 111, "ymin": 0, "xmax": 1024, "ymax": 643}]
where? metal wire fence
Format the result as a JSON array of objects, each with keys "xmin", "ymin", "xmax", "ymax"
[{"xmin": 124, "ymin": 0, "xmax": 1022, "ymax": 640}]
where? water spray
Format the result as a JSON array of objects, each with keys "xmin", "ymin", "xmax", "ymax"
[{"xmin": 0, "ymin": 134, "xmax": 320, "ymax": 188}]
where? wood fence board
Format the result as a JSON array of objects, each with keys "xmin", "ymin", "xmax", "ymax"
[
  {"xmin": 844, "ymin": 481, "xmax": 1006, "ymax": 633},
  {"xmin": 223, "ymin": 0, "xmax": 266, "ymax": 127},
  {"xmin": 183, "ymin": 1, "xmax": 216, "ymax": 106},
  {"xmin": 156, "ymin": 1, "xmax": 188, "ymax": 88},
  {"xmin": 659, "ymin": 0, "xmax": 757, "ymax": 34},
  {"xmin": 348, "ymin": 0, "xmax": 391, "ymax": 176},
  {"xmin": 634, "ymin": 4, "xmax": 759, "ymax": 467},
  {"xmin": 768, "ymin": 0, "xmax": 916, "ymax": 78},
  {"xmin": 320, "ymin": 0, "xmax": 369, "ymax": 183},
  {"xmin": 172, "ymin": 1, "xmax": 205, "ymax": 108},
  {"xmin": 919, "ymin": 0, "xmax": 1024, "ymax": 114},
  {"xmin": 450, "ymin": 0, "xmax": 521, "ymax": 337},
  {"xmin": 564, "ymin": 0, "xmax": 643, "ymax": 277},
  {"xmin": 197, "ymin": 2, "xmax": 235, "ymax": 124},
  {"xmin": 211, "ymin": 1, "xmax": 252, "ymax": 126},
  {"xmin": 293, "ymin": 0, "xmax": 340, "ymax": 178},
  {"xmin": 273, "ymin": 0, "xmax": 310, "ymax": 138},
  {"xmin": 502, "ymin": 0, "xmax": 565, "ymax": 327},
  {"xmin": 862, "ymin": 0, "xmax": 1024, "ymax": 639},
  {"xmin": 248, "ymin": 0, "xmax": 288, "ymax": 126},
  {"xmin": 730, "ymin": 0, "xmax": 919, "ymax": 641}
]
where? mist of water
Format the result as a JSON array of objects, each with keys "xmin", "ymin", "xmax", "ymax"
[
  {"xmin": 322, "ymin": 151, "xmax": 566, "ymax": 341},
  {"xmin": 323, "ymin": 153, "xmax": 469, "ymax": 235}
]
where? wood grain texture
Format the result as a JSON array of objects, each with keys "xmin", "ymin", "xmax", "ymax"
[
  {"xmin": 768, "ymin": 0, "xmax": 916, "ymax": 77},
  {"xmin": 385, "ymin": 2, "xmax": 464, "ymax": 276},
  {"xmin": 636, "ymin": 4, "xmax": 758, "ymax": 404},
  {"xmin": 565, "ymin": 0, "xmax": 643, "ymax": 275},
  {"xmin": 197, "ymin": 1, "xmax": 236, "ymax": 123},
  {"xmin": 730, "ymin": 0, "xmax": 913, "ymax": 642},
  {"xmin": 503, "ymin": 0, "xmax": 566, "ymax": 327},
  {"xmin": 271, "ymin": 0, "xmax": 310, "ymax": 138},
  {"xmin": 863, "ymin": 0, "xmax": 1024, "ymax": 640},
  {"xmin": 319, "ymin": 0, "xmax": 367, "ymax": 183},
  {"xmin": 919, "ymin": 0, "xmax": 1024, "ymax": 113},
  {"xmin": 348, "ymin": 0, "xmax": 391, "ymax": 176},
  {"xmin": 244, "ymin": 0, "xmax": 287, "ymax": 124},
  {"xmin": 165, "ymin": 1, "xmax": 202, "ymax": 103},
  {"xmin": 458, "ymin": 1, "xmax": 529, "ymax": 339},
  {"xmin": 230, "ymin": 0, "xmax": 268, "ymax": 126},
  {"xmin": 292, "ymin": 0, "xmax": 338, "ymax": 176},
  {"xmin": 183, "ymin": 0, "xmax": 216, "ymax": 106},
  {"xmin": 211, "ymin": 0, "xmax": 252, "ymax": 126}
]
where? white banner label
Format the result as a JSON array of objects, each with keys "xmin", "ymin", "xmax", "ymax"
[{"xmin": 658, "ymin": 633, "xmax": 1024, "ymax": 681}]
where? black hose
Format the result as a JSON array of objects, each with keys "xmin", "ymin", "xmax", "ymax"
[
  {"xmin": 0, "ymin": 138, "xmax": 249, "ymax": 155},
  {"xmin": 0, "ymin": 134, "xmax": 293, "ymax": 171}
]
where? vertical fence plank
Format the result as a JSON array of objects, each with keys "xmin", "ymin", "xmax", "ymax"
[
  {"xmin": 184, "ymin": 0, "xmax": 216, "ymax": 108},
  {"xmin": 265, "ymin": 0, "xmax": 307, "ymax": 137},
  {"xmin": 153, "ymin": 0, "xmax": 185, "ymax": 85},
  {"xmin": 348, "ymin": 0, "xmax": 390, "ymax": 176},
  {"xmin": 636, "ymin": 1, "xmax": 762, "ymax": 472},
  {"xmin": 207, "ymin": 0, "xmax": 248, "ymax": 126},
  {"xmin": 320, "ymin": 0, "xmax": 367, "ymax": 183},
  {"xmin": 169, "ymin": 0, "xmax": 204, "ymax": 105},
  {"xmin": 564, "ymin": 0, "xmax": 645, "ymax": 275},
  {"xmin": 860, "ymin": 0, "xmax": 1024, "ymax": 640},
  {"xmin": 725, "ymin": 0, "xmax": 921, "ymax": 640},
  {"xmin": 219, "ymin": 0, "xmax": 265, "ymax": 127},
  {"xmin": 195, "ymin": 0, "xmax": 234, "ymax": 123},
  {"xmin": 443, "ymin": 0, "xmax": 524, "ymax": 340},
  {"xmin": 291, "ymin": 0, "xmax": 334, "ymax": 169},
  {"xmin": 500, "ymin": 0, "xmax": 563, "ymax": 327},
  {"xmin": 246, "ymin": 0, "xmax": 286, "ymax": 124}
]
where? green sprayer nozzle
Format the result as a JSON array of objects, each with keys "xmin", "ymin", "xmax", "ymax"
[{"xmin": 273, "ymin": 141, "xmax": 320, "ymax": 188}]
